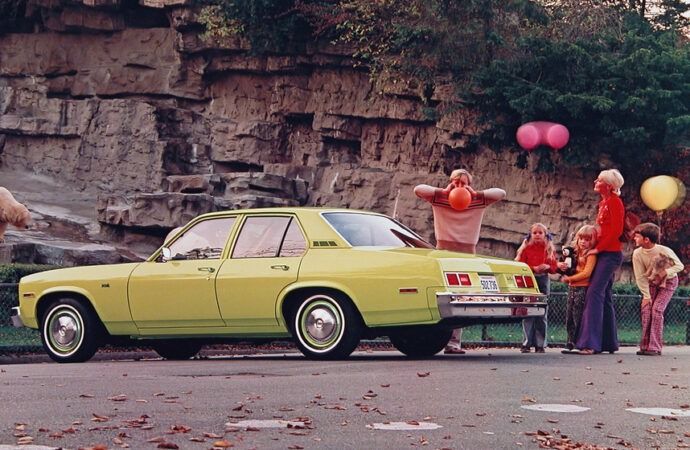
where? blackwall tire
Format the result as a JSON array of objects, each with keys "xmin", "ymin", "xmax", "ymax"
[
  {"xmin": 389, "ymin": 326, "xmax": 452, "ymax": 357},
  {"xmin": 151, "ymin": 340, "xmax": 202, "ymax": 360}
]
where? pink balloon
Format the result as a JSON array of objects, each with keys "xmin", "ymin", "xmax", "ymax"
[
  {"xmin": 545, "ymin": 124, "xmax": 569, "ymax": 150},
  {"xmin": 516, "ymin": 124, "xmax": 540, "ymax": 151},
  {"xmin": 516, "ymin": 121, "xmax": 570, "ymax": 151}
]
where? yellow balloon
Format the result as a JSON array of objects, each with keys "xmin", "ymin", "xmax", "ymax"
[
  {"xmin": 640, "ymin": 175, "xmax": 678, "ymax": 211},
  {"xmin": 667, "ymin": 177, "xmax": 686, "ymax": 211}
]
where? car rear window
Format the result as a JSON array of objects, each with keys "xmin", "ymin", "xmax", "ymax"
[{"xmin": 323, "ymin": 212, "xmax": 433, "ymax": 248}]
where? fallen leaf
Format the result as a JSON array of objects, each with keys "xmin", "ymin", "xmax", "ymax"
[
  {"xmin": 108, "ymin": 394, "xmax": 128, "ymax": 402},
  {"xmin": 156, "ymin": 442, "xmax": 179, "ymax": 449},
  {"xmin": 212, "ymin": 440, "xmax": 234, "ymax": 447},
  {"xmin": 417, "ymin": 372, "xmax": 430, "ymax": 377},
  {"xmin": 325, "ymin": 404, "xmax": 346, "ymax": 410},
  {"xmin": 170, "ymin": 424, "xmax": 191, "ymax": 434}
]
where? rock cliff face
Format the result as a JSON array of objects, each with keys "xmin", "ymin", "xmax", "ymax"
[{"xmin": 0, "ymin": 0, "xmax": 633, "ymax": 277}]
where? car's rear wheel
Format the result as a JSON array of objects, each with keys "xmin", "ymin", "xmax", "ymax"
[
  {"xmin": 41, "ymin": 298, "xmax": 103, "ymax": 363},
  {"xmin": 389, "ymin": 326, "xmax": 452, "ymax": 357},
  {"xmin": 150, "ymin": 340, "xmax": 203, "ymax": 360},
  {"xmin": 292, "ymin": 292, "xmax": 361, "ymax": 360}
]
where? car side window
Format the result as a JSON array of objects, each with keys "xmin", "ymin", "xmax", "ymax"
[
  {"xmin": 168, "ymin": 217, "xmax": 236, "ymax": 260},
  {"xmin": 232, "ymin": 216, "xmax": 305, "ymax": 258},
  {"xmin": 279, "ymin": 219, "xmax": 307, "ymax": 257}
]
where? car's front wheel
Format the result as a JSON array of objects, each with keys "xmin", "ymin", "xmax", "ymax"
[
  {"xmin": 292, "ymin": 292, "xmax": 361, "ymax": 360},
  {"xmin": 41, "ymin": 298, "xmax": 104, "ymax": 363},
  {"xmin": 389, "ymin": 326, "xmax": 452, "ymax": 357},
  {"xmin": 150, "ymin": 340, "xmax": 203, "ymax": 360}
]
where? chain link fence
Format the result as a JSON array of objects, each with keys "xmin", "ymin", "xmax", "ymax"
[{"xmin": 1, "ymin": 284, "xmax": 689, "ymax": 354}]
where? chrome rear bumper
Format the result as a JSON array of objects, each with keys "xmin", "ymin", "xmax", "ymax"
[
  {"xmin": 10, "ymin": 306, "xmax": 25, "ymax": 328},
  {"xmin": 437, "ymin": 293, "xmax": 547, "ymax": 320}
]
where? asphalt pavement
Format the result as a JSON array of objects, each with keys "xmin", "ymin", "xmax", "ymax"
[{"xmin": 1, "ymin": 345, "xmax": 689, "ymax": 449}]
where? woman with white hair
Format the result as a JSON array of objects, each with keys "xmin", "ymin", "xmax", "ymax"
[{"xmin": 572, "ymin": 169, "xmax": 625, "ymax": 355}]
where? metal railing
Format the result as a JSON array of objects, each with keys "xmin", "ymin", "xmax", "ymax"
[{"xmin": 1, "ymin": 284, "xmax": 688, "ymax": 353}]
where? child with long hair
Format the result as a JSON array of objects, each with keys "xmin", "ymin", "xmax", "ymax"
[
  {"xmin": 515, "ymin": 223, "xmax": 557, "ymax": 353},
  {"xmin": 558, "ymin": 225, "xmax": 598, "ymax": 352}
]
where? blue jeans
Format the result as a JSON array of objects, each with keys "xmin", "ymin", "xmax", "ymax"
[
  {"xmin": 522, "ymin": 274, "xmax": 549, "ymax": 348},
  {"xmin": 575, "ymin": 251, "xmax": 622, "ymax": 352}
]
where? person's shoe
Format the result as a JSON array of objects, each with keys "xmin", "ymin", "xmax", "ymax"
[
  {"xmin": 576, "ymin": 348, "xmax": 595, "ymax": 355},
  {"xmin": 444, "ymin": 347, "xmax": 466, "ymax": 355},
  {"xmin": 636, "ymin": 350, "xmax": 661, "ymax": 356},
  {"xmin": 535, "ymin": 347, "xmax": 545, "ymax": 353},
  {"xmin": 565, "ymin": 343, "xmax": 574, "ymax": 350},
  {"xmin": 520, "ymin": 346, "xmax": 530, "ymax": 353}
]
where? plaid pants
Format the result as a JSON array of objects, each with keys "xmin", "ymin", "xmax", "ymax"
[{"xmin": 640, "ymin": 276, "xmax": 679, "ymax": 353}]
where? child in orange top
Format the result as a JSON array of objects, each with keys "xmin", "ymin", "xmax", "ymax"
[
  {"xmin": 515, "ymin": 223, "xmax": 557, "ymax": 353},
  {"xmin": 558, "ymin": 225, "xmax": 598, "ymax": 352}
]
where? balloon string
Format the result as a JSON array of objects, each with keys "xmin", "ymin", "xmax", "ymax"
[{"xmin": 656, "ymin": 210, "xmax": 664, "ymax": 243}]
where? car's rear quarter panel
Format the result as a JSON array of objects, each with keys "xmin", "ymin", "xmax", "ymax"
[{"xmin": 295, "ymin": 247, "xmax": 443, "ymax": 326}]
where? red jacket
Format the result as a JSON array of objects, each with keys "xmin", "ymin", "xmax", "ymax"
[
  {"xmin": 517, "ymin": 241, "xmax": 557, "ymax": 274},
  {"xmin": 595, "ymin": 194, "xmax": 624, "ymax": 253}
]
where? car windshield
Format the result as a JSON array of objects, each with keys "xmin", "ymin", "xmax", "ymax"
[{"xmin": 323, "ymin": 212, "xmax": 434, "ymax": 248}]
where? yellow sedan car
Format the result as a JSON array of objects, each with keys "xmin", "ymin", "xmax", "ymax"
[{"xmin": 12, "ymin": 208, "xmax": 545, "ymax": 363}]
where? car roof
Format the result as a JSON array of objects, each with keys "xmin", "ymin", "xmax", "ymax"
[{"xmin": 198, "ymin": 207, "xmax": 384, "ymax": 219}]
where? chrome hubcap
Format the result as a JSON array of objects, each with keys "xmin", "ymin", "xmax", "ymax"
[{"xmin": 306, "ymin": 306, "xmax": 337, "ymax": 342}]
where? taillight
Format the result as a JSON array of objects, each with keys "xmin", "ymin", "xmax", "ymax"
[
  {"xmin": 445, "ymin": 272, "xmax": 472, "ymax": 287},
  {"xmin": 514, "ymin": 275, "xmax": 535, "ymax": 288}
]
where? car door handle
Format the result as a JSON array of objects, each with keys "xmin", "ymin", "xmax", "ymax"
[
  {"xmin": 198, "ymin": 266, "xmax": 215, "ymax": 273},
  {"xmin": 270, "ymin": 265, "xmax": 289, "ymax": 271}
]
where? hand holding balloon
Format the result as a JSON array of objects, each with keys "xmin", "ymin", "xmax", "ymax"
[{"xmin": 448, "ymin": 186, "xmax": 472, "ymax": 210}]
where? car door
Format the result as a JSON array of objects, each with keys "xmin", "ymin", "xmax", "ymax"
[
  {"xmin": 128, "ymin": 216, "xmax": 237, "ymax": 330},
  {"xmin": 215, "ymin": 215, "xmax": 306, "ymax": 330}
]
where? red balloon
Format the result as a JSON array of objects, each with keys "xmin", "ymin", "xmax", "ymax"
[
  {"xmin": 545, "ymin": 124, "xmax": 569, "ymax": 150},
  {"xmin": 516, "ymin": 121, "xmax": 570, "ymax": 151},
  {"xmin": 448, "ymin": 187, "xmax": 471, "ymax": 210},
  {"xmin": 516, "ymin": 124, "xmax": 540, "ymax": 151}
]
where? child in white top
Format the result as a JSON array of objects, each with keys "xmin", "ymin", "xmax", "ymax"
[{"xmin": 631, "ymin": 222, "xmax": 684, "ymax": 356}]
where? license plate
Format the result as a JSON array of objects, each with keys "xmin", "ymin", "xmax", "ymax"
[{"xmin": 479, "ymin": 275, "xmax": 499, "ymax": 292}]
